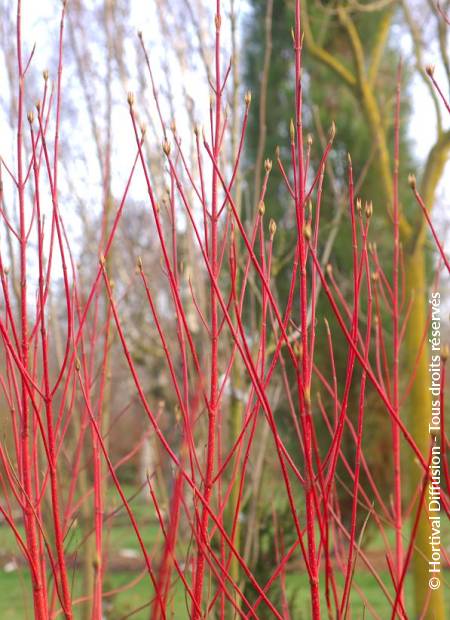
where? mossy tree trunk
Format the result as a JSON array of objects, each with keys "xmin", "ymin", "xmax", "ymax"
[{"xmin": 301, "ymin": 1, "xmax": 449, "ymax": 617}]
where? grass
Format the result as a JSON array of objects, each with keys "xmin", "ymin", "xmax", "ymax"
[
  {"xmin": 0, "ymin": 484, "xmax": 448, "ymax": 617},
  {"xmin": 0, "ymin": 565, "xmax": 449, "ymax": 619}
]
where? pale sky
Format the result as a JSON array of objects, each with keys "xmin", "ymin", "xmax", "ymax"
[{"xmin": 3, "ymin": 0, "xmax": 449, "ymax": 267}]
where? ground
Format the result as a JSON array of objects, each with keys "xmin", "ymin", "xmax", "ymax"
[{"xmin": 0, "ymin": 485, "xmax": 448, "ymax": 618}]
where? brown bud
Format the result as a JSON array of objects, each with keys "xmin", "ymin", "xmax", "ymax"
[
  {"xmin": 328, "ymin": 121, "xmax": 336, "ymax": 142},
  {"xmin": 303, "ymin": 222, "xmax": 312, "ymax": 241},
  {"xmin": 307, "ymin": 134, "xmax": 313, "ymax": 147},
  {"xmin": 290, "ymin": 119, "xmax": 295, "ymax": 144},
  {"xmin": 27, "ymin": 111, "xmax": 34, "ymax": 124},
  {"xmin": 35, "ymin": 100, "xmax": 41, "ymax": 113},
  {"xmin": 215, "ymin": 14, "xmax": 221, "ymax": 30},
  {"xmin": 170, "ymin": 120, "xmax": 177, "ymax": 134},
  {"xmin": 356, "ymin": 197, "xmax": 362, "ymax": 213},
  {"xmin": 258, "ymin": 201, "xmax": 265, "ymax": 216},
  {"xmin": 162, "ymin": 140, "xmax": 171, "ymax": 156},
  {"xmin": 408, "ymin": 173, "xmax": 416, "ymax": 190},
  {"xmin": 93, "ymin": 552, "xmax": 101, "ymax": 571},
  {"xmin": 127, "ymin": 92, "xmax": 135, "ymax": 108},
  {"xmin": 304, "ymin": 387, "xmax": 311, "ymax": 407},
  {"xmin": 326, "ymin": 263, "xmax": 333, "ymax": 277},
  {"xmin": 75, "ymin": 358, "xmax": 81, "ymax": 372},
  {"xmin": 264, "ymin": 158, "xmax": 272, "ymax": 172},
  {"xmin": 365, "ymin": 200, "xmax": 373, "ymax": 219},
  {"xmin": 269, "ymin": 218, "xmax": 277, "ymax": 238},
  {"xmin": 43, "ymin": 69, "xmax": 49, "ymax": 82},
  {"xmin": 425, "ymin": 64, "xmax": 435, "ymax": 77},
  {"xmin": 244, "ymin": 90, "xmax": 252, "ymax": 105},
  {"xmin": 371, "ymin": 271, "xmax": 379, "ymax": 282},
  {"xmin": 140, "ymin": 122, "xmax": 147, "ymax": 136},
  {"xmin": 136, "ymin": 256, "xmax": 143, "ymax": 272}
]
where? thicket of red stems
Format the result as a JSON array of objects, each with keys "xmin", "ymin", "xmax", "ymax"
[{"xmin": 0, "ymin": 1, "xmax": 448, "ymax": 619}]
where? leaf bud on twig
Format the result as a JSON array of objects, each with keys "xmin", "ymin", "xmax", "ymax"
[
  {"xmin": 326, "ymin": 263, "xmax": 333, "ymax": 277},
  {"xmin": 304, "ymin": 387, "xmax": 311, "ymax": 407},
  {"xmin": 290, "ymin": 119, "xmax": 295, "ymax": 144},
  {"xmin": 303, "ymin": 222, "xmax": 312, "ymax": 241},
  {"xmin": 127, "ymin": 92, "xmax": 135, "ymax": 108},
  {"xmin": 408, "ymin": 173, "xmax": 416, "ymax": 190},
  {"xmin": 269, "ymin": 218, "xmax": 277, "ymax": 239},
  {"xmin": 258, "ymin": 201, "xmax": 265, "ymax": 216},
  {"xmin": 425, "ymin": 64, "xmax": 435, "ymax": 77},
  {"xmin": 328, "ymin": 121, "xmax": 336, "ymax": 142},
  {"xmin": 356, "ymin": 197, "xmax": 362, "ymax": 213},
  {"xmin": 162, "ymin": 140, "xmax": 171, "ymax": 156},
  {"xmin": 365, "ymin": 200, "xmax": 373, "ymax": 218},
  {"xmin": 43, "ymin": 69, "xmax": 49, "ymax": 82},
  {"xmin": 27, "ymin": 111, "xmax": 34, "ymax": 124},
  {"xmin": 307, "ymin": 134, "xmax": 313, "ymax": 146},
  {"xmin": 275, "ymin": 145, "xmax": 280, "ymax": 159},
  {"xmin": 264, "ymin": 158, "xmax": 272, "ymax": 172},
  {"xmin": 244, "ymin": 90, "xmax": 252, "ymax": 105}
]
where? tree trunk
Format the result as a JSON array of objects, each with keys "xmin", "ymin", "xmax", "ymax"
[{"xmin": 404, "ymin": 245, "xmax": 446, "ymax": 619}]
